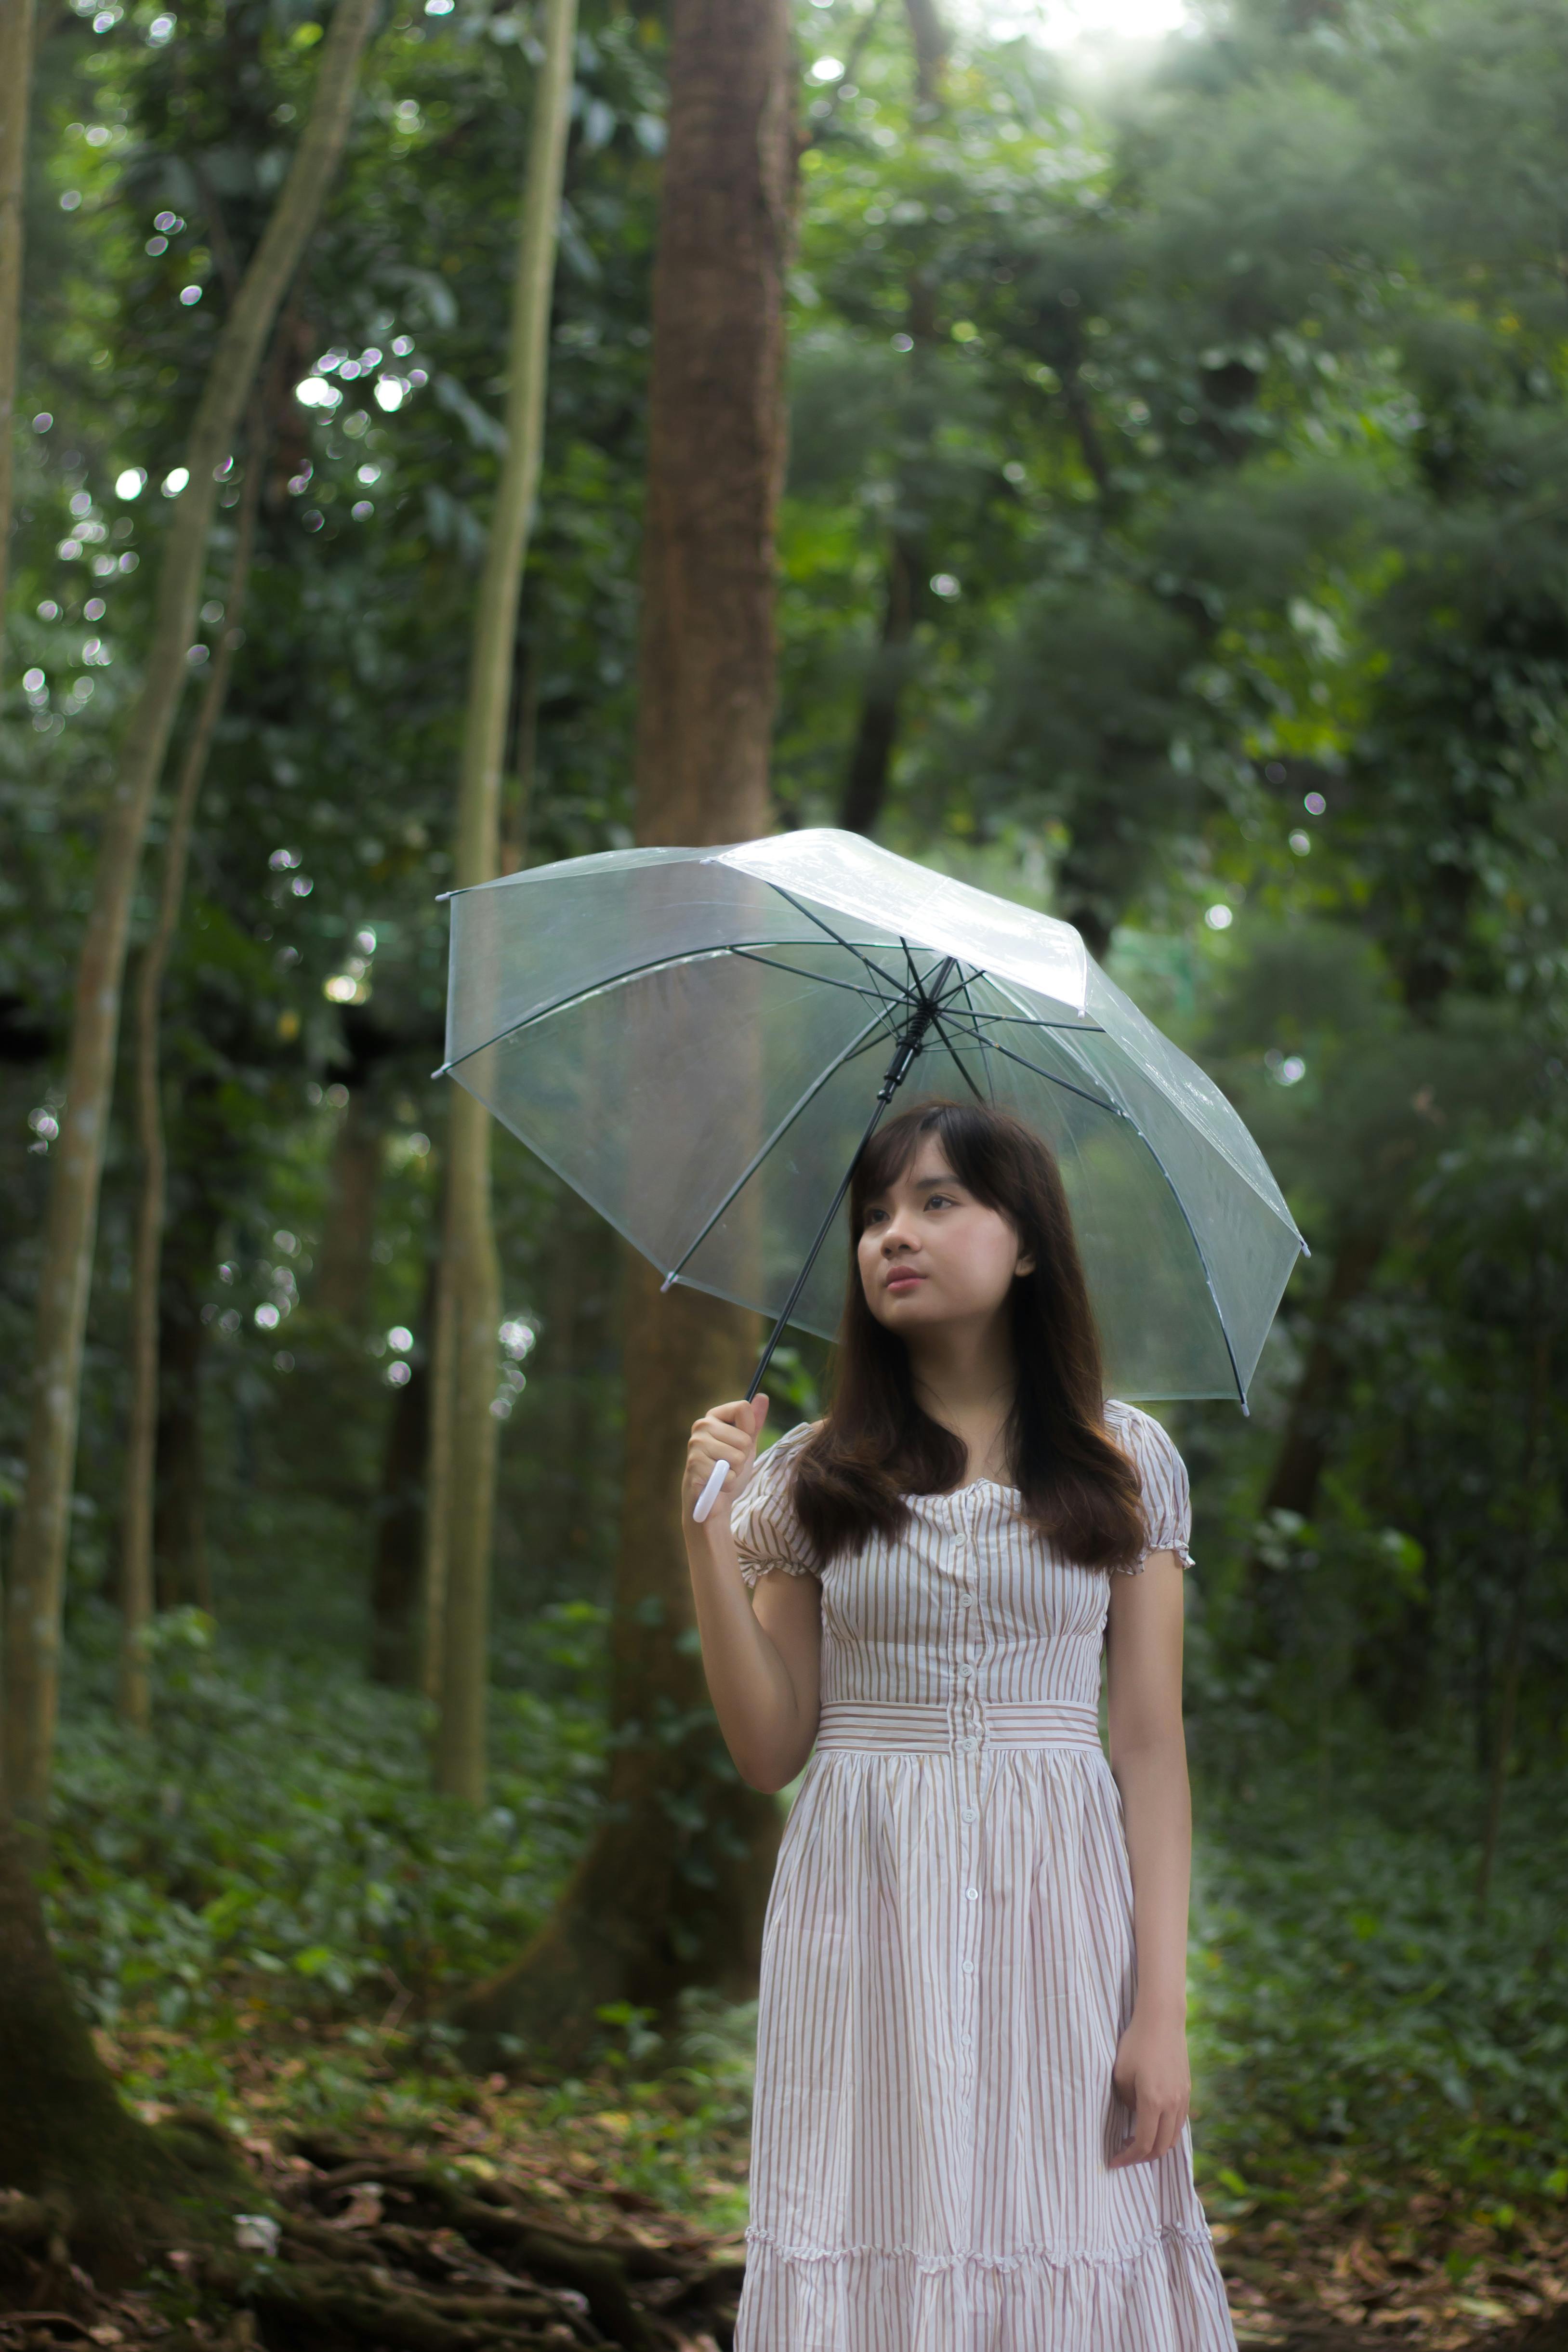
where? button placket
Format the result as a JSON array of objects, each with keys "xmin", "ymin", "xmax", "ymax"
[{"xmin": 953, "ymin": 1493, "xmax": 984, "ymax": 2114}]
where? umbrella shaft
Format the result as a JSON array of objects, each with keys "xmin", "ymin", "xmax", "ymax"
[{"xmin": 746, "ymin": 957, "xmax": 954, "ymax": 1403}]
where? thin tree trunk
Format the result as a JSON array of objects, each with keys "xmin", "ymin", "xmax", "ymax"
[
  {"xmin": 840, "ymin": 530, "xmax": 921, "ymax": 835},
  {"xmin": 1476, "ymin": 1331, "xmax": 1551, "ymax": 1917},
  {"xmin": 1475, "ymin": 1561, "xmax": 1531, "ymax": 1918},
  {"xmin": 1249, "ymin": 1226, "xmax": 1386, "ymax": 1550},
  {"xmin": 420, "ymin": 1231, "xmax": 455, "ymax": 1708},
  {"xmin": 153, "ymin": 1295, "xmax": 210, "ymax": 1611},
  {"xmin": 836, "ymin": 0, "xmax": 947, "ymax": 840},
  {"xmin": 315, "ymin": 1089, "xmax": 384, "ymax": 1333},
  {"xmin": 451, "ymin": 0, "xmax": 795, "ymax": 2063},
  {"xmin": 119, "ymin": 416, "xmax": 265, "ymax": 1730},
  {"xmin": 371, "ymin": 1271, "xmax": 435, "ymax": 1689},
  {"xmin": 3, "ymin": 0, "xmax": 377, "ymax": 1816},
  {"xmin": 499, "ymin": 639, "xmax": 539, "ymax": 876},
  {"xmin": 0, "ymin": 0, "xmax": 36, "ymax": 663},
  {"xmin": 429, "ymin": 0, "xmax": 579, "ymax": 1804}
]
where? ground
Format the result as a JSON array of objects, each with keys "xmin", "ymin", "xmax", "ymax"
[{"xmin": 2, "ymin": 2008, "xmax": 1565, "ymax": 2351}]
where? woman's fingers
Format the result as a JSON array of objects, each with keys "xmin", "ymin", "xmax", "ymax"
[
  {"xmin": 685, "ymin": 1398, "xmax": 767, "ymax": 1503},
  {"xmin": 1107, "ymin": 2091, "xmax": 1186, "ymax": 2169}
]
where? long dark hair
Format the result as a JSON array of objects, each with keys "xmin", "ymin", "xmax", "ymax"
[{"xmin": 791, "ymin": 1098, "xmax": 1147, "ymax": 1569}]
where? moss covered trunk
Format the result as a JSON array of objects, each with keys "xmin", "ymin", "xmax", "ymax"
[{"xmin": 0, "ymin": 1822, "xmax": 193, "ymax": 2278}]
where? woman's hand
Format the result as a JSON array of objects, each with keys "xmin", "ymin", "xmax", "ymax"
[
  {"xmin": 683, "ymin": 1394, "xmax": 769, "ymax": 1527},
  {"xmin": 1108, "ymin": 2009, "xmax": 1191, "ymax": 2168}
]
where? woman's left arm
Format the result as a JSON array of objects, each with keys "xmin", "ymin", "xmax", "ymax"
[{"xmin": 1104, "ymin": 1549, "xmax": 1192, "ymax": 2169}]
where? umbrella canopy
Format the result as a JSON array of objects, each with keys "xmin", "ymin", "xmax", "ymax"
[{"xmin": 439, "ymin": 829, "xmax": 1306, "ymax": 1405}]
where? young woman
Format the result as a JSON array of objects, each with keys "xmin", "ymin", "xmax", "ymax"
[{"xmin": 682, "ymin": 1098, "xmax": 1237, "ymax": 2352}]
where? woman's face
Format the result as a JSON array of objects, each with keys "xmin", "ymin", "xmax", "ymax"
[{"xmin": 857, "ymin": 1149, "xmax": 1034, "ymax": 1338}]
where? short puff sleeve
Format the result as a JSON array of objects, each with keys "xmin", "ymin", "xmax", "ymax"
[
  {"xmin": 729, "ymin": 1419, "xmax": 820, "ymax": 1591},
  {"xmin": 1106, "ymin": 1400, "xmax": 1195, "ymax": 1573}
]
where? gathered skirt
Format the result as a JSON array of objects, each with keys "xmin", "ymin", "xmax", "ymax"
[{"xmin": 735, "ymin": 1705, "xmax": 1237, "ymax": 2352}]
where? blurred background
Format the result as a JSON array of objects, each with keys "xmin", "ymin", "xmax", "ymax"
[{"xmin": 1, "ymin": 0, "xmax": 1566, "ymax": 2340}]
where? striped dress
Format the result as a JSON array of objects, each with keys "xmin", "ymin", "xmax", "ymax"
[{"xmin": 729, "ymin": 1402, "xmax": 1236, "ymax": 2352}]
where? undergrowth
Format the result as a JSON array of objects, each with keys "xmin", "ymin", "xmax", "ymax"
[
  {"xmin": 1189, "ymin": 1758, "xmax": 1568, "ymax": 2213},
  {"xmin": 40, "ymin": 1604, "xmax": 1568, "ymax": 2235}
]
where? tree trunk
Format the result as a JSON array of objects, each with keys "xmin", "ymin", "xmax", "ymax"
[
  {"xmin": 0, "ymin": 1822, "xmax": 152, "ymax": 2268},
  {"xmin": 315, "ymin": 1088, "xmax": 384, "ymax": 1334},
  {"xmin": 0, "ymin": 1817, "xmax": 249, "ymax": 2280},
  {"xmin": 0, "ymin": 0, "xmax": 36, "ymax": 661},
  {"xmin": 839, "ymin": 529, "xmax": 922, "ymax": 835},
  {"xmin": 3, "ymin": 0, "xmax": 378, "ymax": 1817},
  {"xmin": 153, "ymin": 1295, "xmax": 210, "ymax": 1612},
  {"xmin": 1250, "ymin": 1226, "xmax": 1386, "ymax": 1533},
  {"xmin": 119, "ymin": 412, "xmax": 265, "ymax": 1731},
  {"xmin": 835, "ymin": 0, "xmax": 947, "ymax": 840},
  {"xmin": 450, "ymin": 0, "xmax": 794, "ymax": 2064},
  {"xmin": 370, "ymin": 1281, "xmax": 433, "ymax": 1690},
  {"xmin": 428, "ymin": 0, "xmax": 579, "ymax": 1804},
  {"xmin": 1475, "ymin": 1331, "xmax": 1551, "ymax": 1917}
]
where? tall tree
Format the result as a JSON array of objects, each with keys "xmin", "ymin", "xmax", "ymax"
[
  {"xmin": 454, "ymin": 0, "xmax": 795, "ymax": 2059},
  {"xmin": 119, "ymin": 404, "xmax": 267, "ymax": 1730},
  {"xmin": 423, "ymin": 0, "xmax": 580, "ymax": 1803},
  {"xmin": 2, "ymin": 0, "xmax": 379, "ymax": 1815},
  {"xmin": 0, "ymin": 0, "xmax": 35, "ymax": 664},
  {"xmin": 838, "ymin": 0, "xmax": 949, "ymax": 838}
]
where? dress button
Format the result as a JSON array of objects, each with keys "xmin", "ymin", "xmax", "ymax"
[
  {"xmin": 962, "ymin": 1960, "xmax": 975, "ymax": 1974},
  {"xmin": 961, "ymin": 1806, "xmax": 978, "ymax": 1823},
  {"xmin": 960, "ymin": 1594, "xmax": 975, "ymax": 1608},
  {"xmin": 958, "ymin": 1664, "xmax": 973, "ymax": 1679},
  {"xmin": 964, "ymin": 1886, "xmax": 979, "ymax": 1901},
  {"xmin": 958, "ymin": 1736, "xmax": 978, "ymax": 1753}
]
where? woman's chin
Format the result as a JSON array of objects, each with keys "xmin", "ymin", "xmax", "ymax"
[{"xmin": 870, "ymin": 1288, "xmax": 944, "ymax": 1329}]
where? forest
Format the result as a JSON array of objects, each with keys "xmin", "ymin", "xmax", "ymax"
[{"xmin": 0, "ymin": 0, "xmax": 1566, "ymax": 2345}]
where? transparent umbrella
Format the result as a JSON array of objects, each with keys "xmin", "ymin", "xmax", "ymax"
[{"xmin": 439, "ymin": 829, "xmax": 1306, "ymax": 1518}]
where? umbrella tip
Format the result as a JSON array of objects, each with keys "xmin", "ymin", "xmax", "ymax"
[
  {"xmin": 659, "ymin": 1271, "xmax": 678, "ymax": 1293},
  {"xmin": 431, "ymin": 1064, "xmax": 449, "ymax": 1081}
]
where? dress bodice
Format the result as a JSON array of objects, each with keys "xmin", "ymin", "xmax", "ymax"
[{"xmin": 730, "ymin": 1402, "xmax": 1193, "ymax": 1718}]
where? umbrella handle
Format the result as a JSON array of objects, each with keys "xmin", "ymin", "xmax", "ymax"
[{"xmin": 692, "ymin": 1456, "xmax": 730, "ymax": 1525}]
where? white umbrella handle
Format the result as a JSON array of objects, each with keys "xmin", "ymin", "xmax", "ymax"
[{"xmin": 692, "ymin": 1456, "xmax": 730, "ymax": 1525}]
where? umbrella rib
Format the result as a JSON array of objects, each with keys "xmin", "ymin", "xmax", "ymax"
[
  {"xmin": 927, "ymin": 1009, "xmax": 989, "ymax": 1104},
  {"xmin": 658, "ymin": 1001, "xmax": 903, "ymax": 1292},
  {"xmin": 954, "ymin": 973, "xmax": 999, "ymax": 1103},
  {"xmin": 974, "ymin": 1035, "xmax": 1123, "ymax": 1117},
  {"xmin": 437, "ymin": 937, "xmax": 910, "ymax": 1075},
  {"xmin": 960, "ymin": 1009, "xmax": 1107, "ymax": 1032},
  {"xmin": 753, "ymin": 882, "xmax": 920, "ymax": 1010},
  {"xmin": 727, "ymin": 948, "xmax": 896, "ymax": 1004}
]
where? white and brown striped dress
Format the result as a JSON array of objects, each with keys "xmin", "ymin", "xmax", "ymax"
[{"xmin": 729, "ymin": 1401, "xmax": 1236, "ymax": 2352}]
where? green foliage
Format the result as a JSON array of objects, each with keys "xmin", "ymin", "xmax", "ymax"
[
  {"xmin": 44, "ymin": 1603, "xmax": 609, "ymax": 2027},
  {"xmin": 1190, "ymin": 1756, "xmax": 1568, "ymax": 2205},
  {"xmin": 5, "ymin": 0, "xmax": 1568, "ymax": 2236}
]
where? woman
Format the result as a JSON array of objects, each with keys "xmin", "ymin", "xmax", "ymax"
[{"xmin": 682, "ymin": 1097, "xmax": 1237, "ymax": 2352}]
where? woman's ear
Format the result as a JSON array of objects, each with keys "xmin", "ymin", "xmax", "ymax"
[{"xmin": 1015, "ymin": 1249, "xmax": 1036, "ymax": 1278}]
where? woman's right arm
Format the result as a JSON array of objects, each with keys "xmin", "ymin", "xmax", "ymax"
[{"xmin": 682, "ymin": 1397, "xmax": 823, "ymax": 1795}]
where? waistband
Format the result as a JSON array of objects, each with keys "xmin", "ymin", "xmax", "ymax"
[{"xmin": 814, "ymin": 1700, "xmax": 1102, "ymax": 1755}]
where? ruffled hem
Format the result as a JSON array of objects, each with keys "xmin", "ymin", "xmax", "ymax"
[
  {"xmin": 745, "ymin": 2220, "xmax": 1215, "ymax": 2273},
  {"xmin": 1115, "ymin": 1539, "xmax": 1197, "ymax": 1576},
  {"xmin": 736, "ymin": 2218, "xmax": 1236, "ymax": 2351}
]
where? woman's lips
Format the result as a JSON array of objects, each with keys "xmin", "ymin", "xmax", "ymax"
[{"xmin": 884, "ymin": 1270, "xmax": 926, "ymax": 1292}]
